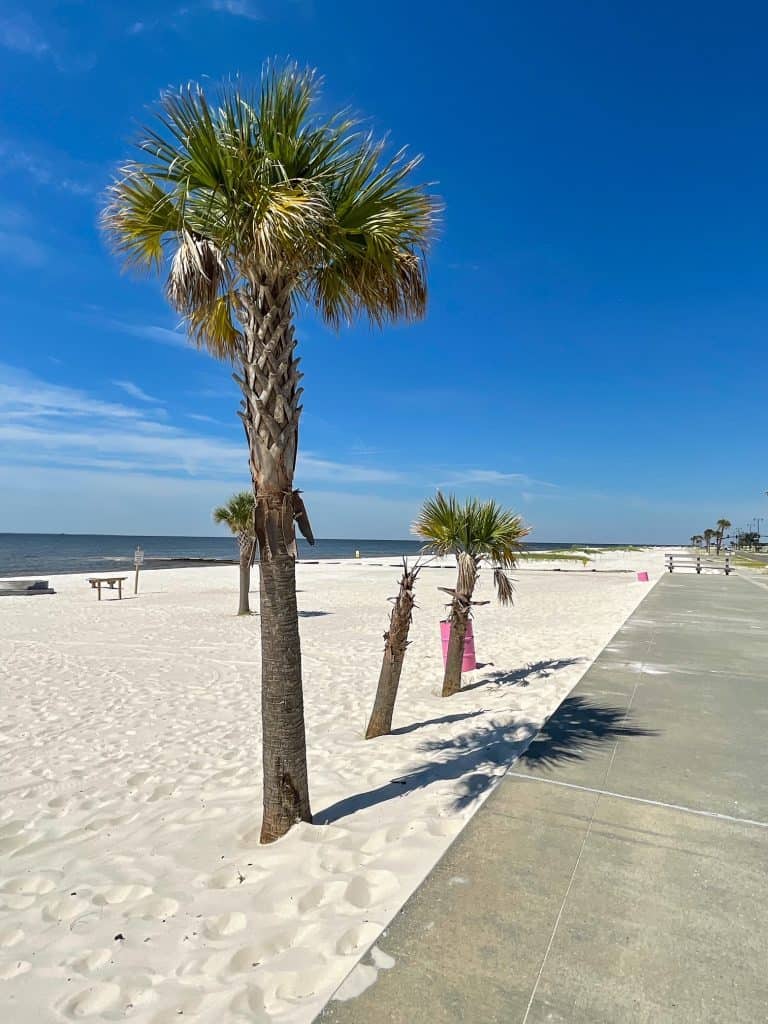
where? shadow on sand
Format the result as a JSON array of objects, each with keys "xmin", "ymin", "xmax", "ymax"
[
  {"xmin": 316, "ymin": 694, "xmax": 656, "ymax": 825},
  {"xmin": 460, "ymin": 657, "xmax": 585, "ymax": 693}
]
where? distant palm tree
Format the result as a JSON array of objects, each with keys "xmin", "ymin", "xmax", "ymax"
[
  {"xmin": 414, "ymin": 493, "xmax": 529, "ymax": 697},
  {"xmin": 213, "ymin": 491, "xmax": 256, "ymax": 615},
  {"xmin": 103, "ymin": 65, "xmax": 437, "ymax": 842},
  {"xmin": 715, "ymin": 518, "xmax": 731, "ymax": 555},
  {"xmin": 703, "ymin": 528, "xmax": 715, "ymax": 554},
  {"xmin": 690, "ymin": 534, "xmax": 703, "ymax": 548}
]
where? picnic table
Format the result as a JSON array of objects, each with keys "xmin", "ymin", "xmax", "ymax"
[{"xmin": 87, "ymin": 576, "xmax": 128, "ymax": 600}]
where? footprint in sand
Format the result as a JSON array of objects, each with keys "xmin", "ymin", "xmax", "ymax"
[
  {"xmin": 64, "ymin": 981, "xmax": 122, "ymax": 1018},
  {"xmin": 0, "ymin": 959, "xmax": 31, "ymax": 980},
  {"xmin": 344, "ymin": 870, "xmax": 399, "ymax": 910},
  {"xmin": 204, "ymin": 912, "xmax": 247, "ymax": 939},
  {"xmin": 229, "ymin": 985, "xmax": 271, "ymax": 1023},
  {"xmin": 0, "ymin": 925, "xmax": 24, "ymax": 948},
  {"xmin": 296, "ymin": 880, "xmax": 348, "ymax": 914},
  {"xmin": 125, "ymin": 896, "xmax": 179, "ymax": 920},
  {"xmin": 335, "ymin": 921, "xmax": 383, "ymax": 956},
  {"xmin": 42, "ymin": 896, "xmax": 92, "ymax": 922},
  {"xmin": 227, "ymin": 927, "xmax": 298, "ymax": 972},
  {"xmin": 70, "ymin": 948, "xmax": 112, "ymax": 974},
  {"xmin": 2, "ymin": 873, "xmax": 59, "ymax": 896},
  {"xmin": 93, "ymin": 884, "xmax": 152, "ymax": 906}
]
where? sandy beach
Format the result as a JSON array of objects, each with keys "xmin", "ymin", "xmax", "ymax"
[{"xmin": 1, "ymin": 549, "xmax": 666, "ymax": 1023}]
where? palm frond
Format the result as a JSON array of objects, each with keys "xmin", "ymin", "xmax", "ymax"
[
  {"xmin": 103, "ymin": 63, "xmax": 438, "ymax": 358},
  {"xmin": 212, "ymin": 490, "xmax": 255, "ymax": 535},
  {"xmin": 167, "ymin": 231, "xmax": 227, "ymax": 313},
  {"xmin": 493, "ymin": 568, "xmax": 515, "ymax": 606}
]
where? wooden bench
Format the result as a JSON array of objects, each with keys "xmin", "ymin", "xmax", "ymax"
[
  {"xmin": 665, "ymin": 554, "xmax": 731, "ymax": 575},
  {"xmin": 87, "ymin": 576, "xmax": 128, "ymax": 600}
]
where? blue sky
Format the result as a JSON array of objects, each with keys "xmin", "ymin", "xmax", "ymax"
[{"xmin": 1, "ymin": 1, "xmax": 766, "ymax": 542}]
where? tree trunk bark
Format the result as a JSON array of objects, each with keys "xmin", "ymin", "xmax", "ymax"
[
  {"xmin": 442, "ymin": 604, "xmax": 470, "ymax": 697},
  {"xmin": 234, "ymin": 271, "xmax": 312, "ymax": 843},
  {"xmin": 258, "ymin": 497, "xmax": 311, "ymax": 842},
  {"xmin": 442, "ymin": 554, "xmax": 478, "ymax": 697},
  {"xmin": 366, "ymin": 564, "xmax": 419, "ymax": 739},
  {"xmin": 237, "ymin": 533, "xmax": 252, "ymax": 616}
]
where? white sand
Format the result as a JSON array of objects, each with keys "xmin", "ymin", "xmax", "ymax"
[{"xmin": 0, "ymin": 548, "xmax": 667, "ymax": 1022}]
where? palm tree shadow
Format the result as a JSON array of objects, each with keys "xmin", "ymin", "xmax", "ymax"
[
  {"xmin": 389, "ymin": 710, "xmax": 484, "ymax": 736},
  {"xmin": 519, "ymin": 694, "xmax": 658, "ymax": 771},
  {"xmin": 460, "ymin": 657, "xmax": 585, "ymax": 692},
  {"xmin": 316, "ymin": 695, "xmax": 656, "ymax": 825}
]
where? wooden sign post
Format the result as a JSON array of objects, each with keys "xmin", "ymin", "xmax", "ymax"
[{"xmin": 134, "ymin": 545, "xmax": 144, "ymax": 594}]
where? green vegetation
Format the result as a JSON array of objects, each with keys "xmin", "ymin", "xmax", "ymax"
[
  {"xmin": 733, "ymin": 555, "xmax": 768, "ymax": 570},
  {"xmin": 520, "ymin": 551, "xmax": 591, "ymax": 566},
  {"xmin": 569, "ymin": 544, "xmax": 642, "ymax": 553}
]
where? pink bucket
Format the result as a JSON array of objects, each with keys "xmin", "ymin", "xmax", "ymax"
[
  {"xmin": 440, "ymin": 619, "xmax": 477, "ymax": 672},
  {"xmin": 637, "ymin": 571, "xmax": 649, "ymax": 582}
]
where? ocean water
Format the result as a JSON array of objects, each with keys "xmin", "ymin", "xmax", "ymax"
[{"xmin": 0, "ymin": 533, "xmax": 590, "ymax": 578}]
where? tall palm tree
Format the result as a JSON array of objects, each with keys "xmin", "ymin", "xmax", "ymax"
[
  {"xmin": 703, "ymin": 528, "xmax": 715, "ymax": 554},
  {"xmin": 213, "ymin": 491, "xmax": 256, "ymax": 615},
  {"xmin": 414, "ymin": 493, "xmax": 530, "ymax": 697},
  {"xmin": 103, "ymin": 65, "xmax": 437, "ymax": 842},
  {"xmin": 715, "ymin": 518, "xmax": 731, "ymax": 555}
]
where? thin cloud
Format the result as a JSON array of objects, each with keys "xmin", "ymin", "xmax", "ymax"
[
  {"xmin": 0, "ymin": 15, "xmax": 95, "ymax": 71},
  {"xmin": 0, "ymin": 16, "xmax": 49, "ymax": 57},
  {"xmin": 0, "ymin": 364, "xmax": 407, "ymax": 486},
  {"xmin": 89, "ymin": 314, "xmax": 190, "ymax": 349},
  {"xmin": 112, "ymin": 380, "xmax": 161, "ymax": 403},
  {"xmin": 0, "ymin": 142, "xmax": 94, "ymax": 197},
  {"xmin": 436, "ymin": 469, "xmax": 558, "ymax": 488},
  {"xmin": 207, "ymin": 0, "xmax": 262, "ymax": 19},
  {"xmin": 0, "ymin": 231, "xmax": 48, "ymax": 267},
  {"xmin": 187, "ymin": 413, "xmax": 228, "ymax": 425}
]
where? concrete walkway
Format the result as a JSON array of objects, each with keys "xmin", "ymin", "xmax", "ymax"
[{"xmin": 318, "ymin": 573, "xmax": 768, "ymax": 1023}]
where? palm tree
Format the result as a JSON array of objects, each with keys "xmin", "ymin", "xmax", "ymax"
[
  {"xmin": 103, "ymin": 65, "xmax": 437, "ymax": 842},
  {"xmin": 414, "ymin": 493, "xmax": 530, "ymax": 697},
  {"xmin": 213, "ymin": 491, "xmax": 256, "ymax": 615},
  {"xmin": 366, "ymin": 559, "xmax": 423, "ymax": 739},
  {"xmin": 715, "ymin": 518, "xmax": 731, "ymax": 555},
  {"xmin": 690, "ymin": 534, "xmax": 703, "ymax": 548},
  {"xmin": 703, "ymin": 528, "xmax": 715, "ymax": 554}
]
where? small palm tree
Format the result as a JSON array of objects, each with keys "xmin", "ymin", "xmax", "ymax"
[
  {"xmin": 366, "ymin": 559, "xmax": 423, "ymax": 739},
  {"xmin": 414, "ymin": 493, "xmax": 530, "ymax": 697},
  {"xmin": 703, "ymin": 528, "xmax": 715, "ymax": 554},
  {"xmin": 213, "ymin": 491, "xmax": 256, "ymax": 615},
  {"xmin": 715, "ymin": 518, "xmax": 731, "ymax": 555},
  {"xmin": 690, "ymin": 534, "xmax": 703, "ymax": 548},
  {"xmin": 103, "ymin": 65, "xmax": 437, "ymax": 841}
]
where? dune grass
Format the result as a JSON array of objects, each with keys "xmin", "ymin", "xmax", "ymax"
[{"xmin": 520, "ymin": 551, "xmax": 591, "ymax": 566}]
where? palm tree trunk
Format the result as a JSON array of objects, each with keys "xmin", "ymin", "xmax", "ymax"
[
  {"xmin": 237, "ymin": 533, "xmax": 252, "ymax": 616},
  {"xmin": 258, "ymin": 507, "xmax": 311, "ymax": 841},
  {"xmin": 366, "ymin": 565, "xmax": 419, "ymax": 739},
  {"xmin": 442, "ymin": 601, "xmax": 470, "ymax": 697},
  {"xmin": 442, "ymin": 555, "xmax": 478, "ymax": 697},
  {"xmin": 235, "ymin": 272, "xmax": 311, "ymax": 843}
]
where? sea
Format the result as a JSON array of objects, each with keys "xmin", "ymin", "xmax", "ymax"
[{"xmin": 0, "ymin": 533, "xmax": 595, "ymax": 579}]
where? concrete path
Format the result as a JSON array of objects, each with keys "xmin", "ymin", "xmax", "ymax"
[{"xmin": 317, "ymin": 573, "xmax": 768, "ymax": 1024}]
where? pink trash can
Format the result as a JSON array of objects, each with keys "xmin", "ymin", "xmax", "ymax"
[
  {"xmin": 440, "ymin": 619, "xmax": 477, "ymax": 672},
  {"xmin": 636, "ymin": 571, "xmax": 649, "ymax": 582}
]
